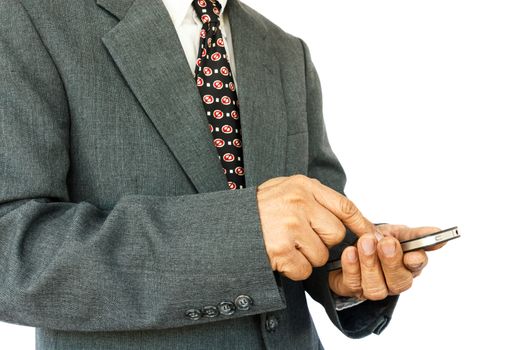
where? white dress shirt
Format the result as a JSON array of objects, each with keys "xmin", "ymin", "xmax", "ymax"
[{"xmin": 162, "ymin": 0, "xmax": 236, "ymax": 80}]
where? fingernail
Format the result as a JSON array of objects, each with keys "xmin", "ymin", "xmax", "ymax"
[
  {"xmin": 347, "ymin": 249, "xmax": 357, "ymax": 262},
  {"xmin": 375, "ymin": 231, "xmax": 384, "ymax": 242},
  {"xmin": 361, "ymin": 237, "xmax": 375, "ymax": 255},
  {"xmin": 382, "ymin": 239, "xmax": 396, "ymax": 257}
]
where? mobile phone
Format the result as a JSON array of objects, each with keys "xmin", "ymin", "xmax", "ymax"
[
  {"xmin": 325, "ymin": 226, "xmax": 460, "ymax": 271},
  {"xmin": 400, "ymin": 226, "xmax": 460, "ymax": 252}
]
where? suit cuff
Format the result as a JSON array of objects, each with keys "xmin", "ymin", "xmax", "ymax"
[{"xmin": 335, "ymin": 295, "xmax": 399, "ymax": 338}]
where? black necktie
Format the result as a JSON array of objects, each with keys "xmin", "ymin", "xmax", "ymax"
[{"xmin": 192, "ymin": 0, "xmax": 246, "ymax": 190}]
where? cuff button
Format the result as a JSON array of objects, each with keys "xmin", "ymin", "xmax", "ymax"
[
  {"xmin": 218, "ymin": 301, "xmax": 236, "ymax": 316},
  {"xmin": 234, "ymin": 295, "xmax": 254, "ymax": 311},
  {"xmin": 184, "ymin": 308, "xmax": 202, "ymax": 321},
  {"xmin": 202, "ymin": 305, "xmax": 219, "ymax": 318}
]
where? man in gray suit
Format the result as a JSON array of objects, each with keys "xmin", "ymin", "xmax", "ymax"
[{"xmin": 0, "ymin": 0, "xmax": 439, "ymax": 349}]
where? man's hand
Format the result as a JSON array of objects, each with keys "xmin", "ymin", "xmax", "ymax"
[
  {"xmin": 256, "ymin": 175, "xmax": 375, "ymax": 281},
  {"xmin": 328, "ymin": 225, "xmax": 444, "ymax": 300}
]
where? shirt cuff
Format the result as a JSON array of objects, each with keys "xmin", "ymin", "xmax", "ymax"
[{"xmin": 332, "ymin": 292, "xmax": 366, "ymax": 311}]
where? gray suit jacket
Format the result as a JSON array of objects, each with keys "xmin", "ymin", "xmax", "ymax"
[{"xmin": 0, "ymin": 0, "xmax": 398, "ymax": 349}]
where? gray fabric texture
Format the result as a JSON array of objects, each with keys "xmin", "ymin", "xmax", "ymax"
[{"xmin": 0, "ymin": 0, "xmax": 397, "ymax": 349}]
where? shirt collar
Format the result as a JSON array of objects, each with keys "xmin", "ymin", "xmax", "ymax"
[{"xmin": 169, "ymin": 0, "xmax": 228, "ymax": 29}]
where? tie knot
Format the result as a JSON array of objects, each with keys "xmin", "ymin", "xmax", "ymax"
[{"xmin": 192, "ymin": 0, "xmax": 222, "ymax": 26}]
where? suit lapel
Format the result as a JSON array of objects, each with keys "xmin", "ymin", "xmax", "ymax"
[
  {"xmin": 97, "ymin": 0, "xmax": 287, "ymax": 192},
  {"xmin": 98, "ymin": 0, "xmax": 228, "ymax": 193},
  {"xmin": 227, "ymin": 0, "xmax": 288, "ymax": 188}
]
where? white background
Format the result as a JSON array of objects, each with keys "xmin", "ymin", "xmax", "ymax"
[{"xmin": 2, "ymin": 1, "xmax": 524, "ymax": 349}]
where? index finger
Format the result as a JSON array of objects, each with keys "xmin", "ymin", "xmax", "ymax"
[{"xmin": 310, "ymin": 179, "xmax": 376, "ymax": 237}]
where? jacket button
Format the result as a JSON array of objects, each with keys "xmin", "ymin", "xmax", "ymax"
[
  {"xmin": 184, "ymin": 308, "xmax": 202, "ymax": 321},
  {"xmin": 218, "ymin": 301, "xmax": 236, "ymax": 316},
  {"xmin": 202, "ymin": 305, "xmax": 219, "ymax": 318},
  {"xmin": 265, "ymin": 314, "xmax": 279, "ymax": 332},
  {"xmin": 234, "ymin": 295, "xmax": 254, "ymax": 311}
]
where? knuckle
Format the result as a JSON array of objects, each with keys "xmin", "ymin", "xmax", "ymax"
[
  {"xmin": 302, "ymin": 264, "xmax": 313, "ymax": 279},
  {"xmin": 332, "ymin": 273, "xmax": 363, "ymax": 297},
  {"xmin": 276, "ymin": 255, "xmax": 312, "ymax": 281},
  {"xmin": 341, "ymin": 285, "xmax": 363, "ymax": 298},
  {"xmin": 311, "ymin": 247, "xmax": 329, "ymax": 267},
  {"xmin": 269, "ymin": 239, "xmax": 294, "ymax": 258},
  {"xmin": 261, "ymin": 176, "xmax": 284, "ymax": 187},
  {"xmin": 389, "ymin": 276, "xmax": 413, "ymax": 295},
  {"xmin": 322, "ymin": 226, "xmax": 347, "ymax": 248},
  {"xmin": 340, "ymin": 197, "xmax": 359, "ymax": 219},
  {"xmin": 283, "ymin": 215, "xmax": 303, "ymax": 231},
  {"xmin": 319, "ymin": 247, "xmax": 330, "ymax": 265},
  {"xmin": 291, "ymin": 174, "xmax": 309, "ymax": 184},
  {"xmin": 310, "ymin": 177, "xmax": 321, "ymax": 184},
  {"xmin": 335, "ymin": 225, "xmax": 347, "ymax": 242},
  {"xmin": 380, "ymin": 255, "xmax": 402, "ymax": 269},
  {"xmin": 271, "ymin": 256, "xmax": 285, "ymax": 272},
  {"xmin": 290, "ymin": 263, "xmax": 313, "ymax": 281},
  {"xmin": 283, "ymin": 191, "xmax": 306, "ymax": 206},
  {"xmin": 342, "ymin": 277, "xmax": 362, "ymax": 292},
  {"xmin": 291, "ymin": 174, "xmax": 315, "ymax": 190},
  {"xmin": 363, "ymin": 287, "xmax": 388, "ymax": 301}
]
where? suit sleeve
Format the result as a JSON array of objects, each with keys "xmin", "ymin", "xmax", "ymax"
[
  {"xmin": 298, "ymin": 38, "xmax": 399, "ymax": 338},
  {"xmin": 0, "ymin": 1, "xmax": 284, "ymax": 332}
]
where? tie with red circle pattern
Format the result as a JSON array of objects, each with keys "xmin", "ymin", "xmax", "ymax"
[{"xmin": 192, "ymin": 0, "xmax": 245, "ymax": 190}]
